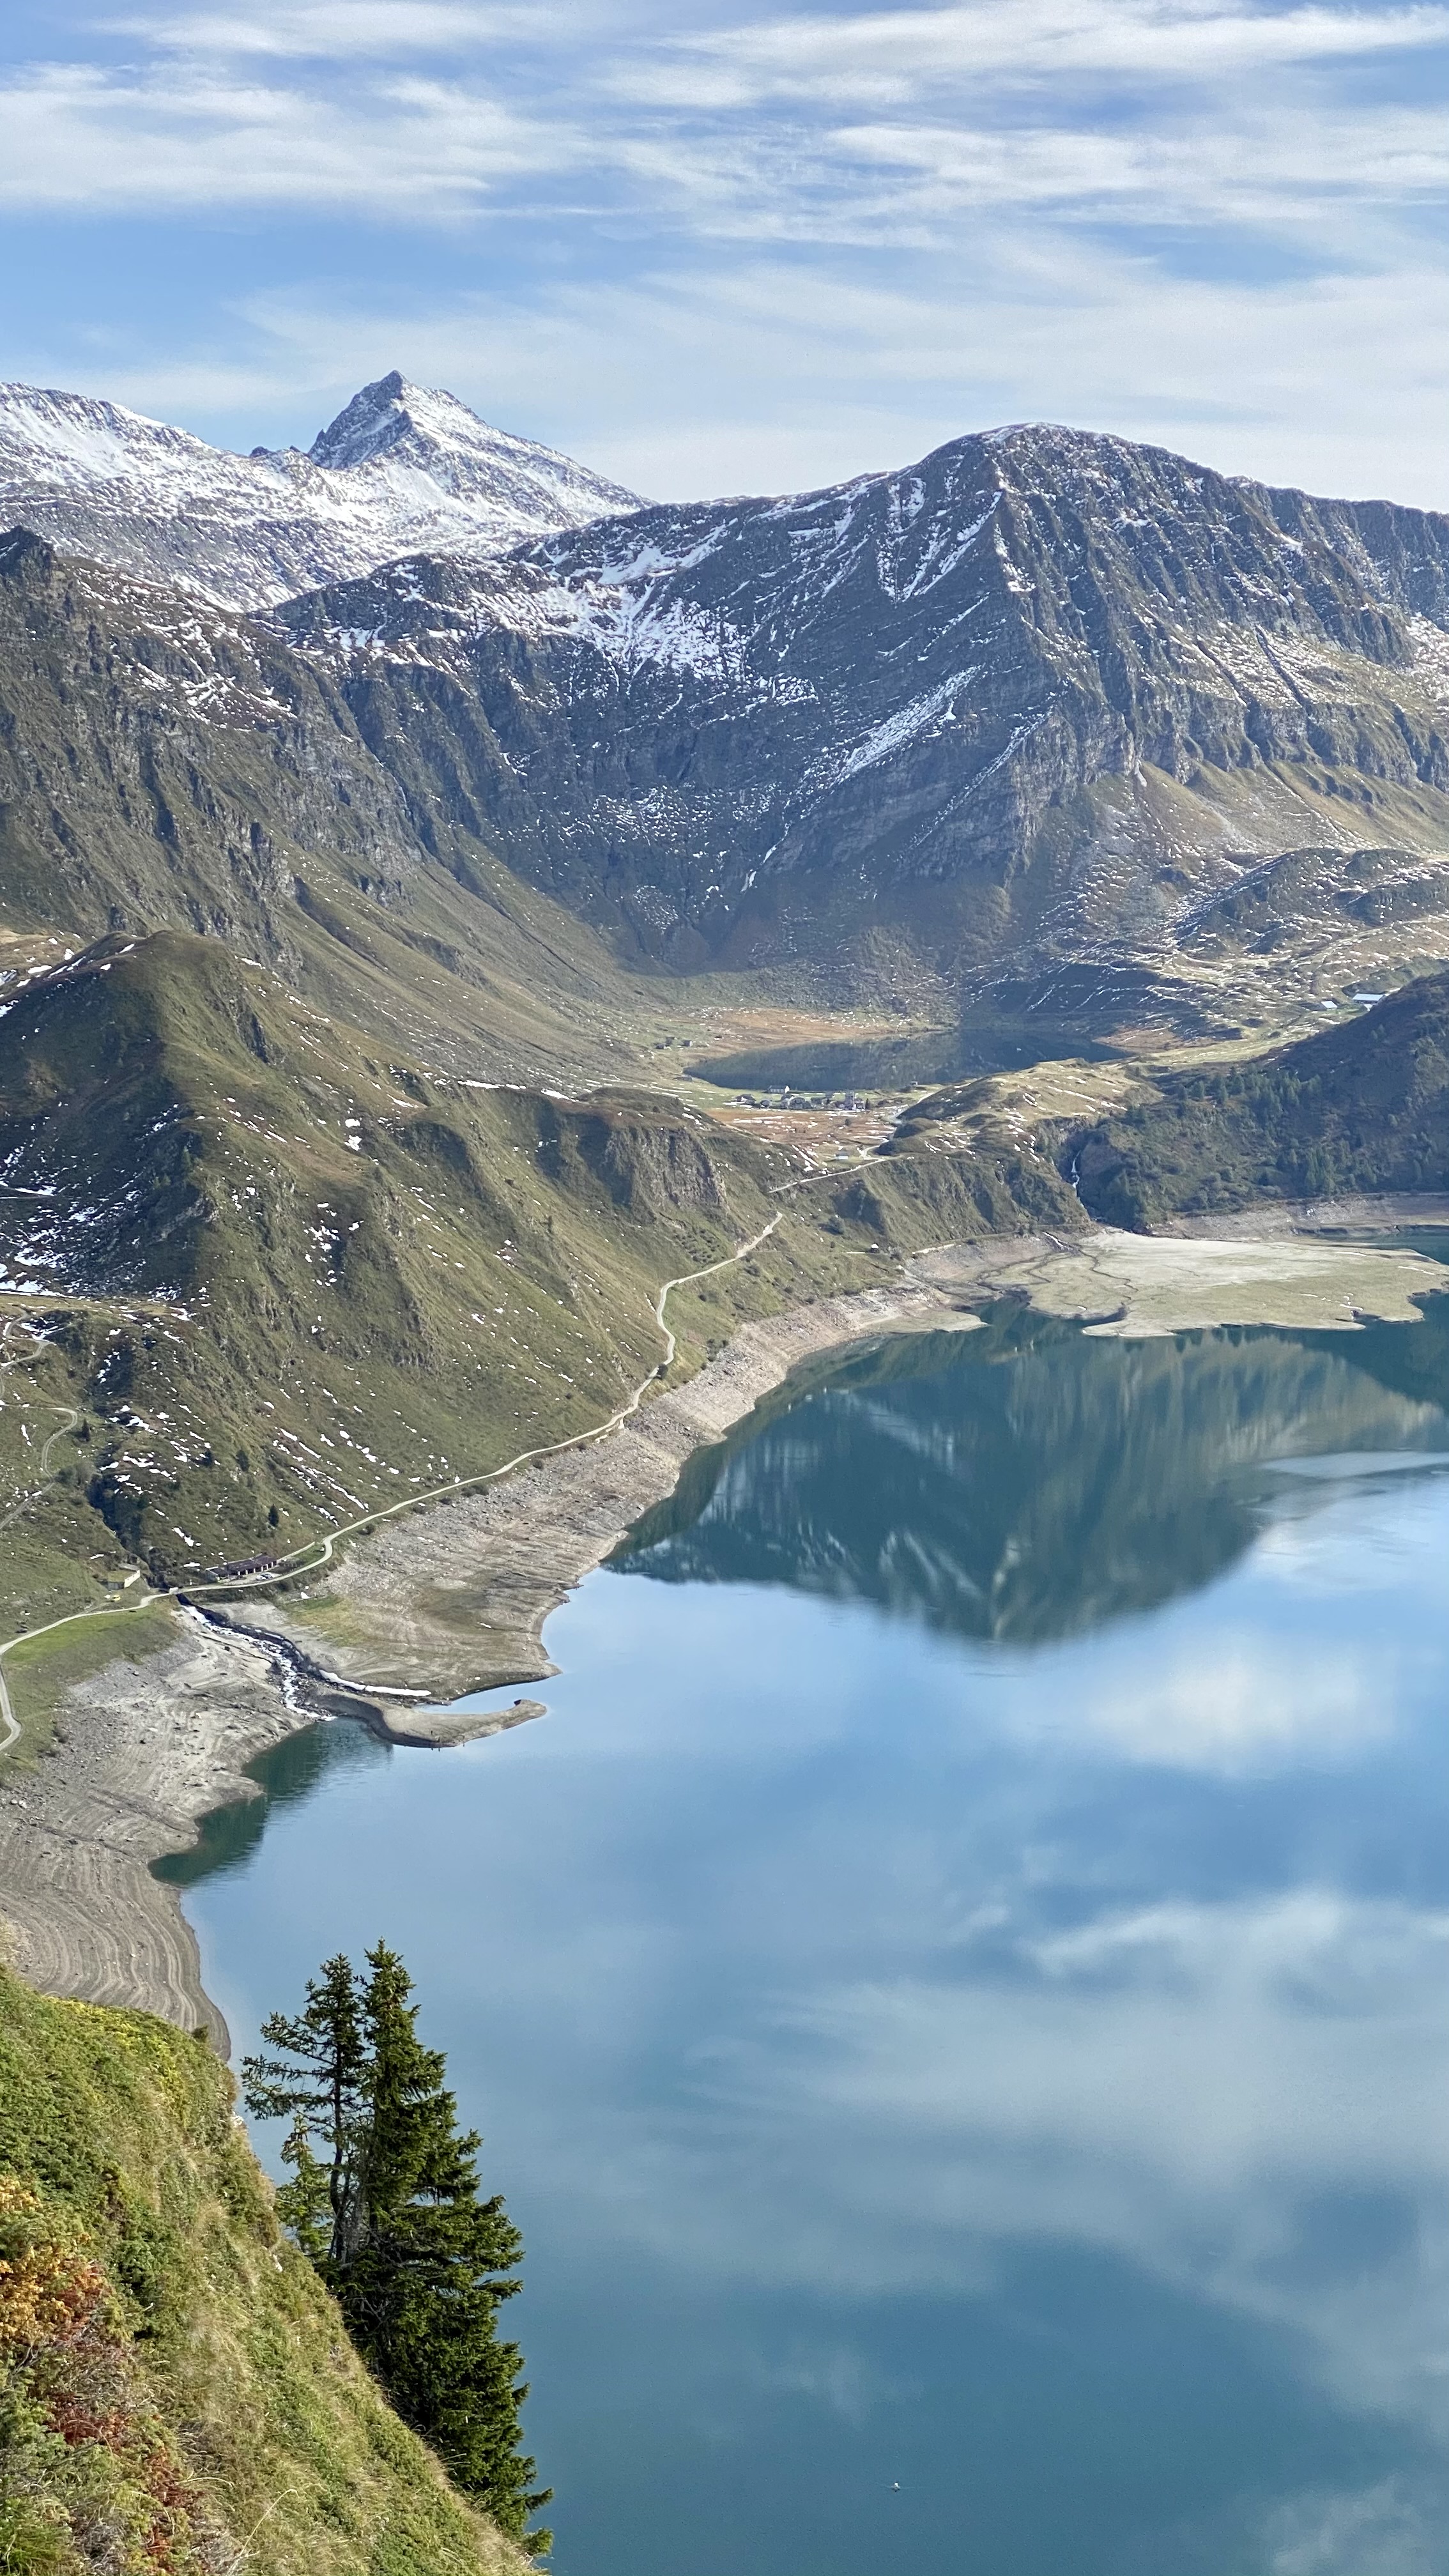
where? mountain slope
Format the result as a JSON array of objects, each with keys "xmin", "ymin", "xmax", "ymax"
[
  {"xmin": 0, "ymin": 372, "xmax": 638, "ymax": 611},
  {"xmin": 278, "ymin": 425, "xmax": 1449, "ymax": 1035},
  {"xmin": 1066, "ymin": 969, "xmax": 1449, "ymax": 1226},
  {"xmin": 0, "ymin": 525, "xmax": 656, "ymax": 1093},
  {"xmin": 0, "ymin": 915, "xmax": 1079, "ymax": 1641},
  {"xmin": 0, "ymin": 928, "xmax": 815, "ymax": 1589},
  {"xmin": 9, "ymin": 389, "xmax": 1449, "ymax": 1049},
  {"xmin": 0, "ymin": 1963, "xmax": 528, "ymax": 2576}
]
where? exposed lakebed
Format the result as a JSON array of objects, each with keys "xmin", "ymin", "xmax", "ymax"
[{"xmin": 167, "ymin": 1284, "xmax": 1449, "ymax": 2576}]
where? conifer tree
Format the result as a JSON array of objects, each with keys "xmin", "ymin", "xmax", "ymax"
[
  {"xmin": 242, "ymin": 1952, "xmax": 367, "ymax": 2264},
  {"xmin": 243, "ymin": 1943, "xmax": 551, "ymax": 2554}
]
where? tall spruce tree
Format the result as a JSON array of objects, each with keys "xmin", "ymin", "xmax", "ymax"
[
  {"xmin": 243, "ymin": 1943, "xmax": 551, "ymax": 2553},
  {"xmin": 242, "ymin": 1952, "xmax": 367, "ymax": 2265}
]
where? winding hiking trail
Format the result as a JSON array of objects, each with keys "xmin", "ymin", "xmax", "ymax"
[
  {"xmin": 184, "ymin": 1214, "xmax": 783, "ymax": 1598},
  {"xmin": 0, "ymin": 1216, "xmax": 783, "ymax": 1751},
  {"xmin": 0, "ymin": 1588, "xmax": 167, "ymax": 1759}
]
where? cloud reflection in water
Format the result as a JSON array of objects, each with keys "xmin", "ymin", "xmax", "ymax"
[{"xmin": 181, "ymin": 1312, "xmax": 1449, "ymax": 2575}]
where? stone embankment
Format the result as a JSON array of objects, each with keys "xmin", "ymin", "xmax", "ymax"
[{"xmin": 254, "ymin": 1273, "xmax": 978, "ymax": 1712}]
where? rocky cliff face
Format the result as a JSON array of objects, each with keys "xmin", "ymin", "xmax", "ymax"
[
  {"xmin": 5, "ymin": 400, "xmax": 1449, "ymax": 1048},
  {"xmin": 277, "ymin": 424, "xmax": 1449, "ymax": 1025},
  {"xmin": 0, "ymin": 527, "xmax": 659, "ymax": 1094}
]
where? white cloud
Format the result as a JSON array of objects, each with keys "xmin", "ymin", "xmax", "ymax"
[
  {"xmin": 4, "ymin": 0, "xmax": 1449, "ymax": 501},
  {"xmin": 467, "ymin": 1858, "xmax": 1449, "ymax": 2434},
  {"xmin": 1264, "ymin": 2480, "xmax": 1445, "ymax": 2576},
  {"xmin": 4, "ymin": 0, "xmax": 1446, "ymax": 233},
  {"xmin": 113, "ymin": 1, "xmax": 592, "ymax": 57},
  {"xmin": 1076, "ymin": 1641, "xmax": 1389, "ymax": 1772},
  {"xmin": 0, "ymin": 61, "xmax": 582, "ymax": 213},
  {"xmin": 633, "ymin": 0, "xmax": 1449, "ymax": 106}
]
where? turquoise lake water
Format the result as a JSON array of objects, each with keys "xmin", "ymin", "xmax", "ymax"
[{"xmin": 169, "ymin": 1294, "xmax": 1449, "ymax": 2576}]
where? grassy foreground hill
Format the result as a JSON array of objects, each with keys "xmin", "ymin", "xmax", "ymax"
[
  {"xmin": 1066, "ymin": 970, "xmax": 1449, "ymax": 1228},
  {"xmin": 0, "ymin": 1961, "xmax": 528, "ymax": 2576},
  {"xmin": 0, "ymin": 927, "xmax": 808, "ymax": 1606}
]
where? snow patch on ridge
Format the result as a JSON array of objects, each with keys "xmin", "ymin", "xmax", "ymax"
[{"xmin": 811, "ymin": 671, "xmax": 979, "ymax": 791}]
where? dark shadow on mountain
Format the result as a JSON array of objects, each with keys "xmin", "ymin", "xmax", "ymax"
[
  {"xmin": 611, "ymin": 1305, "xmax": 1449, "ymax": 1645},
  {"xmin": 696, "ymin": 967, "xmax": 1220, "ymax": 1094}
]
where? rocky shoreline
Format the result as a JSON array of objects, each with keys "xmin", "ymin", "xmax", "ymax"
[
  {"xmin": 3, "ymin": 1216, "xmax": 1445, "ymax": 2050},
  {"xmin": 0, "ymin": 1268, "xmax": 967, "ymax": 2043}
]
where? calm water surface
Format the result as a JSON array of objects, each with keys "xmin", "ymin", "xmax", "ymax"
[{"xmin": 171, "ymin": 1298, "xmax": 1449, "ymax": 2576}]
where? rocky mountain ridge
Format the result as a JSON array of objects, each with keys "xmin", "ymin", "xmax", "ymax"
[
  {"xmin": 0, "ymin": 371, "xmax": 639, "ymax": 611},
  {"xmin": 4, "ymin": 390, "xmax": 1449, "ymax": 1056},
  {"xmin": 275, "ymin": 422, "xmax": 1449, "ymax": 1038}
]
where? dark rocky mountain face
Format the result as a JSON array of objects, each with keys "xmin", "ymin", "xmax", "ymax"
[
  {"xmin": 4, "ymin": 403, "xmax": 1449, "ymax": 1062},
  {"xmin": 277, "ymin": 424, "xmax": 1449, "ymax": 1035},
  {"xmin": 0, "ymin": 526, "xmax": 658, "ymax": 1093}
]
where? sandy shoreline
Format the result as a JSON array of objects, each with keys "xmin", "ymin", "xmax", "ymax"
[
  {"xmin": 0, "ymin": 1613, "xmax": 293, "ymax": 2048},
  {"xmin": 247, "ymin": 1271, "xmax": 978, "ymax": 1716},
  {"xmin": 2, "ymin": 1211, "xmax": 1445, "ymax": 2047}
]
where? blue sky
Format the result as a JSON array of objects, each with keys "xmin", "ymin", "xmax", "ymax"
[{"xmin": 1, "ymin": 0, "xmax": 1446, "ymax": 503}]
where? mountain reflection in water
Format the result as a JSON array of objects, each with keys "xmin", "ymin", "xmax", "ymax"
[
  {"xmin": 172, "ymin": 1289, "xmax": 1449, "ymax": 2576},
  {"xmin": 615, "ymin": 1303, "xmax": 1449, "ymax": 1639}
]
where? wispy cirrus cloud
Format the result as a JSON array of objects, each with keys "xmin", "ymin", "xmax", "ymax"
[
  {"xmin": 632, "ymin": 0, "xmax": 1449, "ymax": 104},
  {"xmin": 111, "ymin": 1, "xmax": 599, "ymax": 58},
  {"xmin": 0, "ymin": 61, "xmax": 583, "ymax": 212},
  {"xmin": 1, "ymin": 0, "xmax": 1441, "ymax": 225},
  {"xmin": 2, "ymin": 0, "xmax": 1448, "ymax": 499}
]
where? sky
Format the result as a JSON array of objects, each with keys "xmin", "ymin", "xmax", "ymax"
[{"xmin": 0, "ymin": 0, "xmax": 1446, "ymax": 505}]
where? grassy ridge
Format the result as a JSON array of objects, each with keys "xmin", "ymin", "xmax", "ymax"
[
  {"xmin": 0, "ymin": 931, "xmax": 802, "ymax": 1599},
  {"xmin": 0, "ymin": 924, "xmax": 1085, "ymax": 1689},
  {"xmin": 0, "ymin": 1963, "xmax": 529, "ymax": 2575},
  {"xmin": 1065, "ymin": 970, "xmax": 1449, "ymax": 1228}
]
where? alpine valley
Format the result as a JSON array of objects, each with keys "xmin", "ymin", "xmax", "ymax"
[
  {"xmin": 1, "ymin": 370, "xmax": 1447, "ymax": 2001},
  {"xmin": 6, "ymin": 369, "xmax": 1449, "ymax": 2576}
]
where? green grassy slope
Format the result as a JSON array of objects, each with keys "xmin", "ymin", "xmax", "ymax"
[
  {"xmin": 1066, "ymin": 971, "xmax": 1449, "ymax": 1227},
  {"xmin": 0, "ymin": 924, "xmax": 1082, "ymax": 1656},
  {"xmin": 0, "ymin": 1961, "xmax": 529, "ymax": 2576},
  {"xmin": 0, "ymin": 528, "xmax": 687, "ymax": 1096},
  {"xmin": 0, "ymin": 930, "xmax": 801, "ymax": 1594}
]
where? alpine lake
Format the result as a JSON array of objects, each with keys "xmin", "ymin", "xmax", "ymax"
[{"xmin": 160, "ymin": 1247, "xmax": 1449, "ymax": 2576}]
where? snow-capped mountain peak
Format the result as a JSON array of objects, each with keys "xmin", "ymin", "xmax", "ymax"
[
  {"xmin": 303, "ymin": 369, "xmax": 640, "ymax": 521},
  {"xmin": 310, "ymin": 369, "xmax": 515, "ymax": 472},
  {"xmin": 0, "ymin": 374, "xmax": 640, "ymax": 611}
]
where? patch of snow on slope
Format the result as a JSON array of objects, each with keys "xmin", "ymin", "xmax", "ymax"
[{"xmin": 810, "ymin": 671, "xmax": 978, "ymax": 791}]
